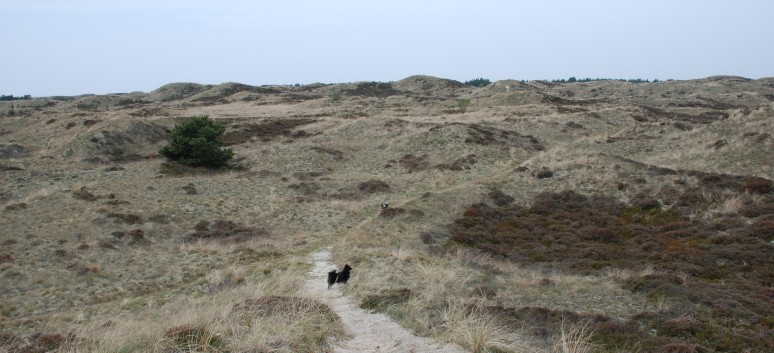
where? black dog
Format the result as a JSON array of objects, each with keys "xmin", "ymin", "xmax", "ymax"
[{"xmin": 327, "ymin": 263, "xmax": 352, "ymax": 289}]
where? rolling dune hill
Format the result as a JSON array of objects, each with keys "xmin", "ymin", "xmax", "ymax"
[{"xmin": 1, "ymin": 75, "xmax": 772, "ymax": 352}]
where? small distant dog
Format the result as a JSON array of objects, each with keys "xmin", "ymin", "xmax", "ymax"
[{"xmin": 327, "ymin": 263, "xmax": 352, "ymax": 289}]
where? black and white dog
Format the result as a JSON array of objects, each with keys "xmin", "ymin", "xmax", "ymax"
[{"xmin": 327, "ymin": 263, "xmax": 352, "ymax": 289}]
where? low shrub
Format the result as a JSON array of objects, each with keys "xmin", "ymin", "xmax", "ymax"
[
  {"xmin": 398, "ymin": 154, "xmax": 430, "ymax": 173},
  {"xmin": 105, "ymin": 212, "xmax": 143, "ymax": 224},
  {"xmin": 535, "ymin": 168, "xmax": 554, "ymax": 179},
  {"xmin": 379, "ymin": 207, "xmax": 407, "ymax": 218},
  {"xmin": 358, "ymin": 180, "xmax": 390, "ymax": 193},
  {"xmin": 72, "ymin": 186, "xmax": 99, "ymax": 202},
  {"xmin": 436, "ymin": 154, "xmax": 477, "ymax": 171},
  {"xmin": 185, "ymin": 220, "xmax": 267, "ymax": 242},
  {"xmin": 222, "ymin": 118, "xmax": 317, "ymax": 145},
  {"xmin": 487, "ymin": 188, "xmax": 514, "ymax": 206}
]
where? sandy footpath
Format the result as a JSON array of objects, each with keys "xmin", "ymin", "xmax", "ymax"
[{"xmin": 303, "ymin": 249, "xmax": 467, "ymax": 353}]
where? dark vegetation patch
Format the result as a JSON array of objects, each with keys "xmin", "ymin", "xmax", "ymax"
[
  {"xmin": 311, "ymin": 146, "xmax": 345, "ymax": 160},
  {"xmin": 608, "ymin": 155, "xmax": 679, "ymax": 176},
  {"xmin": 436, "ymin": 154, "xmax": 477, "ymax": 171},
  {"xmin": 419, "ymin": 230, "xmax": 448, "ymax": 245},
  {"xmin": 690, "ymin": 172, "xmax": 772, "ymax": 195},
  {"xmin": 2, "ymin": 332, "xmax": 76, "ymax": 353},
  {"xmin": 461, "ymin": 124, "xmax": 544, "ymax": 150},
  {"xmin": 0, "ymin": 164, "xmax": 23, "ymax": 171},
  {"xmin": 182, "ymin": 183, "xmax": 197, "ymax": 195},
  {"xmin": 4, "ymin": 203, "xmax": 27, "ymax": 211},
  {"xmin": 358, "ymin": 180, "xmax": 390, "ymax": 193},
  {"xmin": 126, "ymin": 229, "xmax": 148, "ymax": 245},
  {"xmin": 0, "ymin": 144, "xmax": 29, "ymax": 159},
  {"xmin": 342, "ymin": 82, "xmax": 400, "ymax": 98},
  {"xmin": 379, "ymin": 207, "xmax": 407, "ymax": 218},
  {"xmin": 484, "ymin": 305, "xmax": 726, "ymax": 353},
  {"xmin": 448, "ymin": 190, "xmax": 774, "ymax": 352},
  {"xmin": 487, "ymin": 188, "xmax": 515, "ymax": 206},
  {"xmin": 541, "ymin": 93, "xmax": 608, "ymax": 106},
  {"xmin": 360, "ymin": 288, "xmax": 412, "ymax": 312},
  {"xmin": 105, "ymin": 212, "xmax": 143, "ymax": 225},
  {"xmin": 280, "ymin": 92, "xmax": 324, "ymax": 104},
  {"xmin": 534, "ymin": 168, "xmax": 554, "ymax": 179},
  {"xmin": 72, "ymin": 187, "xmax": 98, "ymax": 201},
  {"xmin": 115, "ymin": 98, "xmax": 151, "ymax": 107},
  {"xmin": 674, "ymin": 173, "xmax": 774, "ymax": 216},
  {"xmin": 378, "ymin": 207, "xmax": 423, "ymax": 219},
  {"xmin": 82, "ymin": 119, "xmax": 100, "ymax": 127},
  {"xmin": 706, "ymin": 139, "xmax": 727, "ymax": 150},
  {"xmin": 222, "ymin": 118, "xmax": 316, "ymax": 145},
  {"xmin": 673, "ymin": 122, "xmax": 693, "ymax": 131},
  {"xmin": 293, "ymin": 171, "xmax": 327, "ymax": 180},
  {"xmin": 398, "ymin": 154, "xmax": 431, "ymax": 173},
  {"xmin": 635, "ymin": 105, "xmax": 729, "ymax": 124},
  {"xmin": 184, "ymin": 220, "xmax": 267, "ymax": 242},
  {"xmin": 668, "ymin": 96, "xmax": 745, "ymax": 110}
]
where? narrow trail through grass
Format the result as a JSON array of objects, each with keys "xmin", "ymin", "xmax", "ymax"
[{"xmin": 303, "ymin": 248, "xmax": 467, "ymax": 353}]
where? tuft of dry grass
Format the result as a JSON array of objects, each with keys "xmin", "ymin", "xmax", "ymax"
[
  {"xmin": 552, "ymin": 319, "xmax": 597, "ymax": 353},
  {"xmin": 443, "ymin": 301, "xmax": 538, "ymax": 353}
]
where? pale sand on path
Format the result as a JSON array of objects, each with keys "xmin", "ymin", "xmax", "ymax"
[{"xmin": 303, "ymin": 248, "xmax": 468, "ymax": 353}]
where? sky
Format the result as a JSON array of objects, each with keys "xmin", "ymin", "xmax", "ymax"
[{"xmin": 2, "ymin": 0, "xmax": 773, "ymax": 97}]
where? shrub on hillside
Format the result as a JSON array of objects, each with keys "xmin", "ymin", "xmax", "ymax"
[
  {"xmin": 457, "ymin": 99, "xmax": 471, "ymax": 113},
  {"xmin": 159, "ymin": 115, "xmax": 233, "ymax": 169},
  {"xmin": 358, "ymin": 180, "xmax": 390, "ymax": 193}
]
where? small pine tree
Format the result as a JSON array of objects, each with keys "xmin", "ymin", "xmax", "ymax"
[
  {"xmin": 457, "ymin": 99, "xmax": 471, "ymax": 113},
  {"xmin": 159, "ymin": 115, "xmax": 233, "ymax": 169}
]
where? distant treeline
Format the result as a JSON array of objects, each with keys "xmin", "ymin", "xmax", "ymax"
[
  {"xmin": 464, "ymin": 78, "xmax": 492, "ymax": 87},
  {"xmin": 0, "ymin": 95, "xmax": 32, "ymax": 101},
  {"xmin": 465, "ymin": 77, "xmax": 665, "ymax": 87},
  {"xmin": 549, "ymin": 77, "xmax": 659, "ymax": 84}
]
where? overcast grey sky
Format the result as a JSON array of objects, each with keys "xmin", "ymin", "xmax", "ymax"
[{"xmin": 2, "ymin": 0, "xmax": 773, "ymax": 96}]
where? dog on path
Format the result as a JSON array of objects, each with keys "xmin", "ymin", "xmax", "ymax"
[{"xmin": 327, "ymin": 263, "xmax": 352, "ymax": 289}]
